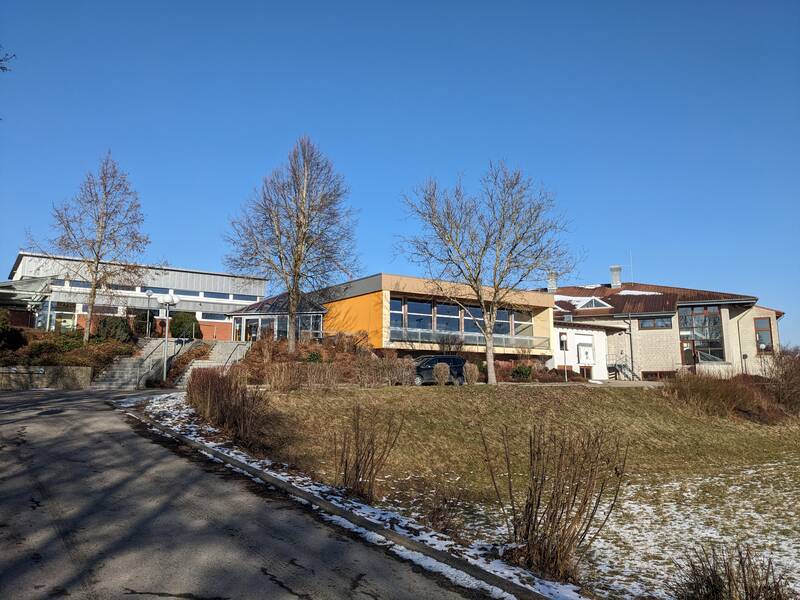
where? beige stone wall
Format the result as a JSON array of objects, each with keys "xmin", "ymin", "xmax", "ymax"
[{"xmin": 0, "ymin": 366, "xmax": 93, "ymax": 390}]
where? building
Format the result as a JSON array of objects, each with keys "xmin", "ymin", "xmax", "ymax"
[
  {"xmin": 1, "ymin": 252, "xmax": 266, "ymax": 340},
  {"xmin": 228, "ymin": 292, "xmax": 326, "ymax": 342},
  {"xmin": 318, "ymin": 273, "xmax": 554, "ymax": 359},
  {"xmin": 549, "ymin": 265, "xmax": 784, "ymax": 379},
  {"xmin": 548, "ymin": 320, "xmax": 626, "ymax": 380}
]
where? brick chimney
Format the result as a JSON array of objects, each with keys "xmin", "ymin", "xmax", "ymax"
[{"xmin": 610, "ymin": 265, "xmax": 622, "ymax": 289}]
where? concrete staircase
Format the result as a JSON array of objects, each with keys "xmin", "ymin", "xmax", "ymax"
[
  {"xmin": 175, "ymin": 341, "xmax": 251, "ymax": 388},
  {"xmin": 90, "ymin": 338, "xmax": 183, "ymax": 390}
]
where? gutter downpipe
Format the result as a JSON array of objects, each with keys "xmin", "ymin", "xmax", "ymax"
[{"xmin": 622, "ymin": 313, "xmax": 634, "ymax": 380}]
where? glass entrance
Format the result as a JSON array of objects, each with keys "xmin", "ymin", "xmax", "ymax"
[{"xmin": 244, "ymin": 318, "xmax": 260, "ymax": 341}]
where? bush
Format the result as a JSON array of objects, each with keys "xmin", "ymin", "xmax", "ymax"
[
  {"xmin": 481, "ymin": 424, "xmax": 627, "ymax": 583},
  {"xmin": 305, "ymin": 361, "xmax": 340, "ymax": 389},
  {"xmin": 333, "ymin": 404, "xmax": 404, "ymax": 501},
  {"xmin": 264, "ymin": 362, "xmax": 305, "ymax": 392},
  {"xmin": 665, "ymin": 372, "xmax": 783, "ymax": 423},
  {"xmin": 433, "ymin": 362, "xmax": 450, "ymax": 385},
  {"xmin": 186, "ymin": 367, "xmax": 271, "ymax": 450},
  {"xmin": 511, "ymin": 363, "xmax": 532, "ymax": 381},
  {"xmin": 0, "ymin": 309, "xmax": 25, "ymax": 351},
  {"xmin": 168, "ymin": 311, "xmax": 203, "ymax": 339},
  {"xmin": 382, "ymin": 354, "xmax": 416, "ymax": 386},
  {"xmin": 464, "ymin": 362, "xmax": 480, "ymax": 385},
  {"xmin": 306, "ymin": 350, "xmax": 322, "ymax": 363},
  {"xmin": 670, "ymin": 544, "xmax": 798, "ymax": 600},
  {"xmin": 765, "ymin": 347, "xmax": 800, "ymax": 413},
  {"xmin": 96, "ymin": 316, "xmax": 134, "ymax": 343}
]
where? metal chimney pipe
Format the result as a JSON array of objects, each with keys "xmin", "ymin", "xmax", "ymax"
[{"xmin": 610, "ymin": 265, "xmax": 622, "ymax": 288}]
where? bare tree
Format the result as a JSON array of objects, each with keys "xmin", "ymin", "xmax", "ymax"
[
  {"xmin": 32, "ymin": 152, "xmax": 150, "ymax": 343},
  {"xmin": 403, "ymin": 161, "xmax": 570, "ymax": 384},
  {"xmin": 0, "ymin": 46, "xmax": 14, "ymax": 72},
  {"xmin": 226, "ymin": 136, "xmax": 357, "ymax": 353}
]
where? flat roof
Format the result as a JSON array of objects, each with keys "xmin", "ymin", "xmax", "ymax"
[{"xmin": 9, "ymin": 251, "xmax": 267, "ymax": 282}]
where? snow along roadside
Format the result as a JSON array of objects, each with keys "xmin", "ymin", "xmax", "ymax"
[{"xmin": 122, "ymin": 393, "xmax": 586, "ymax": 600}]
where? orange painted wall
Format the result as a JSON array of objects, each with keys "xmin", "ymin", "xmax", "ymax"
[
  {"xmin": 323, "ymin": 291, "xmax": 384, "ymax": 348},
  {"xmin": 199, "ymin": 321, "xmax": 232, "ymax": 340}
]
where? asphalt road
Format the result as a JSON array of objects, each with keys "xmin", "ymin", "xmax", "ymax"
[{"xmin": 0, "ymin": 390, "xmax": 486, "ymax": 600}]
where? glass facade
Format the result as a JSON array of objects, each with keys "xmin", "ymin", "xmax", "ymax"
[
  {"xmin": 231, "ymin": 313, "xmax": 322, "ymax": 341},
  {"xmin": 679, "ymin": 306, "xmax": 725, "ymax": 362}
]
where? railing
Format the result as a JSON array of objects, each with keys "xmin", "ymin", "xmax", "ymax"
[
  {"xmin": 389, "ymin": 327, "xmax": 550, "ymax": 350},
  {"xmin": 223, "ymin": 342, "xmax": 251, "ymax": 369}
]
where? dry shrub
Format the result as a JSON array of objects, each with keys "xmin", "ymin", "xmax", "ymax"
[
  {"xmin": 186, "ymin": 366, "xmax": 272, "ymax": 450},
  {"xmin": 433, "ymin": 362, "xmax": 450, "ymax": 385},
  {"xmin": 418, "ymin": 476, "xmax": 466, "ymax": 540},
  {"xmin": 333, "ymin": 404, "xmax": 404, "ymax": 501},
  {"xmin": 383, "ymin": 354, "xmax": 416, "ymax": 386},
  {"xmin": 670, "ymin": 544, "xmax": 798, "ymax": 600},
  {"xmin": 666, "ymin": 372, "xmax": 783, "ymax": 423},
  {"xmin": 323, "ymin": 330, "xmax": 372, "ymax": 356},
  {"xmin": 305, "ymin": 361, "xmax": 340, "ymax": 389},
  {"xmin": 263, "ymin": 362, "xmax": 305, "ymax": 392},
  {"xmin": 352, "ymin": 356, "xmax": 384, "ymax": 387},
  {"xmin": 464, "ymin": 362, "xmax": 480, "ymax": 385},
  {"xmin": 765, "ymin": 347, "xmax": 800, "ymax": 414},
  {"xmin": 480, "ymin": 424, "xmax": 627, "ymax": 583}
]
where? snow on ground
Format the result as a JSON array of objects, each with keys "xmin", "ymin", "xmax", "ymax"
[
  {"xmin": 138, "ymin": 393, "xmax": 585, "ymax": 600},
  {"xmin": 137, "ymin": 393, "xmax": 799, "ymax": 599}
]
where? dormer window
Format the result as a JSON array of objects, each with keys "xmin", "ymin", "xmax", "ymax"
[{"xmin": 576, "ymin": 297, "xmax": 611, "ymax": 309}]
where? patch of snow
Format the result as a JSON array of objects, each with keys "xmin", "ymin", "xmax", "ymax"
[{"xmin": 616, "ymin": 290, "xmax": 661, "ymax": 296}]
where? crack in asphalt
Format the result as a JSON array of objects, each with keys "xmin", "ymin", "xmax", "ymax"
[
  {"xmin": 350, "ymin": 573, "xmax": 381, "ymax": 600},
  {"xmin": 122, "ymin": 588, "xmax": 230, "ymax": 600},
  {"xmin": 260, "ymin": 567, "xmax": 314, "ymax": 599}
]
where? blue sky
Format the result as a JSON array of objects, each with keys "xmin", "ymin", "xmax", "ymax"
[{"xmin": 1, "ymin": 1, "xmax": 798, "ymax": 343}]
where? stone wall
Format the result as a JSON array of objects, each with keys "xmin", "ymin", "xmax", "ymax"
[{"xmin": 0, "ymin": 366, "xmax": 93, "ymax": 390}]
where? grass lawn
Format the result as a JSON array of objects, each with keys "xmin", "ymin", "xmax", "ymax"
[{"xmin": 263, "ymin": 385, "xmax": 800, "ymax": 598}]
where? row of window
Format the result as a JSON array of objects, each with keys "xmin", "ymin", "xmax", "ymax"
[
  {"xmin": 233, "ymin": 314, "xmax": 323, "ymax": 341},
  {"xmin": 389, "ymin": 296, "xmax": 535, "ymax": 337},
  {"xmin": 52, "ymin": 279, "xmax": 258, "ymax": 302}
]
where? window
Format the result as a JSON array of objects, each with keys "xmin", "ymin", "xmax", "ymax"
[
  {"xmin": 204, "ymin": 291, "xmax": 230, "ymax": 299},
  {"xmin": 296, "ymin": 314, "xmax": 323, "ymax": 338},
  {"xmin": 436, "ymin": 303, "xmax": 460, "ymax": 332},
  {"xmin": 108, "ymin": 283, "xmax": 136, "ymax": 291},
  {"xmin": 493, "ymin": 309, "xmax": 510, "ymax": 335},
  {"xmin": 175, "ymin": 289, "xmax": 200, "ymax": 297},
  {"xmin": 464, "ymin": 306, "xmax": 484, "ymax": 333},
  {"xmin": 390, "ymin": 296, "xmax": 404, "ymax": 328},
  {"xmin": 201, "ymin": 312, "xmax": 228, "ymax": 321},
  {"xmin": 69, "ymin": 280, "xmax": 91, "ymax": 289},
  {"xmin": 145, "ymin": 286, "xmax": 170, "ymax": 295},
  {"xmin": 577, "ymin": 297, "xmax": 611, "ymax": 309},
  {"xmin": 233, "ymin": 293, "xmax": 257, "ymax": 302},
  {"xmin": 50, "ymin": 279, "xmax": 66, "ymax": 287},
  {"xmin": 559, "ymin": 336, "xmax": 568, "ymax": 351},
  {"xmin": 513, "ymin": 311, "xmax": 533, "ymax": 337},
  {"xmin": 406, "ymin": 300, "xmax": 432, "ymax": 330},
  {"xmin": 639, "ymin": 317, "xmax": 672, "ymax": 330},
  {"xmin": 754, "ymin": 318, "xmax": 773, "ymax": 353},
  {"xmin": 679, "ymin": 306, "xmax": 724, "ymax": 362}
]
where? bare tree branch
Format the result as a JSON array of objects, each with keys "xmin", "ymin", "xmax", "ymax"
[
  {"xmin": 225, "ymin": 136, "xmax": 358, "ymax": 352},
  {"xmin": 28, "ymin": 152, "xmax": 150, "ymax": 343},
  {"xmin": 402, "ymin": 161, "xmax": 572, "ymax": 384}
]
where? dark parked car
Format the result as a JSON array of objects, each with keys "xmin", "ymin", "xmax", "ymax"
[{"xmin": 413, "ymin": 355, "xmax": 466, "ymax": 386}]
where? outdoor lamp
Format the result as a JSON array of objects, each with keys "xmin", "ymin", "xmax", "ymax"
[
  {"xmin": 158, "ymin": 293, "xmax": 179, "ymax": 381},
  {"xmin": 145, "ymin": 289, "xmax": 153, "ymax": 338},
  {"xmin": 560, "ymin": 332, "xmax": 568, "ymax": 383}
]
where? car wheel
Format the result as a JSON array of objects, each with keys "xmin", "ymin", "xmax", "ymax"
[
  {"xmin": 456, "ymin": 376, "xmax": 465, "ymax": 386},
  {"xmin": 414, "ymin": 375, "xmax": 423, "ymax": 386}
]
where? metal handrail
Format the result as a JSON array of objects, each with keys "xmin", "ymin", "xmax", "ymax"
[{"xmin": 223, "ymin": 342, "xmax": 250, "ymax": 370}]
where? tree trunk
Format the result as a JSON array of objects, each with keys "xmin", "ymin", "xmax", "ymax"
[
  {"xmin": 287, "ymin": 290, "xmax": 297, "ymax": 354},
  {"xmin": 485, "ymin": 332, "xmax": 497, "ymax": 385},
  {"xmin": 83, "ymin": 283, "xmax": 98, "ymax": 344}
]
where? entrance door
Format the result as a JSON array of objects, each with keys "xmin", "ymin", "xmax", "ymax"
[
  {"xmin": 245, "ymin": 318, "xmax": 260, "ymax": 341},
  {"xmin": 260, "ymin": 316, "xmax": 277, "ymax": 340}
]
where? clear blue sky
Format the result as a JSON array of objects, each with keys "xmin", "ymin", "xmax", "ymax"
[{"xmin": 1, "ymin": 1, "xmax": 798, "ymax": 343}]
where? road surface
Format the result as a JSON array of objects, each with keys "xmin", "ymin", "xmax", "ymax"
[{"xmin": 0, "ymin": 389, "xmax": 487, "ymax": 600}]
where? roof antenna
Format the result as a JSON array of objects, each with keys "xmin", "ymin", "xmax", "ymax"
[{"xmin": 628, "ymin": 249, "xmax": 634, "ymax": 283}]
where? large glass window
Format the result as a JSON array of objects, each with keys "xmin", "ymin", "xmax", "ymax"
[
  {"xmin": 175, "ymin": 289, "xmax": 200, "ymax": 297},
  {"xmin": 436, "ymin": 303, "xmax": 460, "ymax": 332},
  {"xmin": 233, "ymin": 293, "xmax": 258, "ymax": 302},
  {"xmin": 390, "ymin": 296, "xmax": 404, "ymax": 328},
  {"xmin": 407, "ymin": 300, "xmax": 432, "ymax": 330},
  {"xmin": 639, "ymin": 317, "xmax": 672, "ymax": 330},
  {"xmin": 204, "ymin": 291, "xmax": 230, "ymax": 299},
  {"xmin": 201, "ymin": 312, "xmax": 227, "ymax": 321},
  {"xmin": 493, "ymin": 309, "xmax": 510, "ymax": 335},
  {"xmin": 513, "ymin": 311, "xmax": 533, "ymax": 337},
  {"xmin": 464, "ymin": 306, "xmax": 484, "ymax": 333},
  {"xmin": 754, "ymin": 318, "xmax": 773, "ymax": 353},
  {"xmin": 69, "ymin": 280, "xmax": 91, "ymax": 289},
  {"xmin": 145, "ymin": 286, "xmax": 170, "ymax": 295},
  {"xmin": 108, "ymin": 283, "xmax": 135, "ymax": 291},
  {"xmin": 679, "ymin": 306, "xmax": 724, "ymax": 362},
  {"xmin": 296, "ymin": 313, "xmax": 323, "ymax": 338}
]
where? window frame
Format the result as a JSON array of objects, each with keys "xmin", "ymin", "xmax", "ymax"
[
  {"xmin": 639, "ymin": 316, "xmax": 672, "ymax": 330},
  {"xmin": 754, "ymin": 317, "xmax": 773, "ymax": 354}
]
